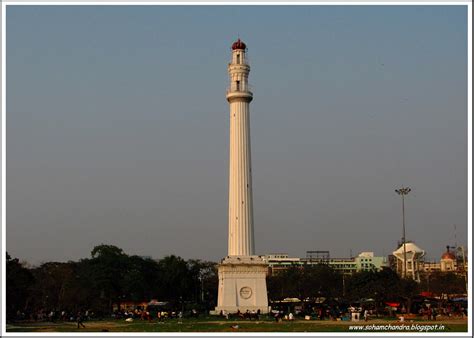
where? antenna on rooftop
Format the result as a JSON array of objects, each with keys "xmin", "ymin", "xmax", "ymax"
[{"xmin": 453, "ymin": 224, "xmax": 457, "ymax": 248}]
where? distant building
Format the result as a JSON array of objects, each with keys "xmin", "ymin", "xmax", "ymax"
[
  {"xmin": 264, "ymin": 254, "xmax": 301, "ymax": 273},
  {"xmin": 263, "ymin": 251, "xmax": 387, "ymax": 275},
  {"xmin": 440, "ymin": 247, "xmax": 456, "ymax": 272},
  {"xmin": 392, "ymin": 241, "xmax": 426, "ymax": 282},
  {"xmin": 355, "ymin": 251, "xmax": 387, "ymax": 272},
  {"xmin": 422, "ymin": 261, "xmax": 441, "ymax": 273},
  {"xmin": 422, "ymin": 246, "xmax": 468, "ymax": 275}
]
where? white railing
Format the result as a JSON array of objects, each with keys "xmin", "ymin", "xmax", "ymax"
[{"xmin": 226, "ymin": 83, "xmax": 253, "ymax": 94}]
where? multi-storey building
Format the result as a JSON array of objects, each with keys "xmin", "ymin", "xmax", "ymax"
[{"xmin": 263, "ymin": 251, "xmax": 388, "ymax": 275}]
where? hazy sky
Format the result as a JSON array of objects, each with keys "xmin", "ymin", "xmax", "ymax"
[{"xmin": 6, "ymin": 5, "xmax": 468, "ymax": 265}]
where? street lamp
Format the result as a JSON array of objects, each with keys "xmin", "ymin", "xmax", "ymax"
[{"xmin": 395, "ymin": 186, "xmax": 411, "ymax": 279}]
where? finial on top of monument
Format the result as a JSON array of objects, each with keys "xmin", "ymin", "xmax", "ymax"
[{"xmin": 232, "ymin": 38, "xmax": 246, "ymax": 50}]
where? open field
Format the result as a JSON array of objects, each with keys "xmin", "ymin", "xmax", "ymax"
[{"xmin": 6, "ymin": 317, "xmax": 468, "ymax": 333}]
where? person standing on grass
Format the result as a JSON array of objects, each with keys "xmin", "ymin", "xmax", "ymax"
[{"xmin": 77, "ymin": 312, "xmax": 85, "ymax": 329}]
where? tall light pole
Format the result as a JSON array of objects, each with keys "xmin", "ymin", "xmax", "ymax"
[{"xmin": 395, "ymin": 186, "xmax": 411, "ymax": 279}]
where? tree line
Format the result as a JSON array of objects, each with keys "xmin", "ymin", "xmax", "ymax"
[
  {"xmin": 268, "ymin": 264, "xmax": 466, "ymax": 303},
  {"xmin": 6, "ymin": 244, "xmax": 218, "ymax": 320},
  {"xmin": 7, "ymin": 245, "xmax": 466, "ymax": 320}
]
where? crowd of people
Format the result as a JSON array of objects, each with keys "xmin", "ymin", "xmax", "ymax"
[
  {"xmin": 10, "ymin": 300, "xmax": 467, "ymax": 327},
  {"xmin": 417, "ymin": 303, "xmax": 468, "ymax": 320},
  {"xmin": 13, "ymin": 309, "xmax": 92, "ymax": 328},
  {"xmin": 13, "ymin": 309, "xmax": 94, "ymax": 323},
  {"xmin": 219, "ymin": 309, "xmax": 261, "ymax": 320},
  {"xmin": 217, "ymin": 301, "xmax": 468, "ymax": 323},
  {"xmin": 112, "ymin": 308, "xmax": 200, "ymax": 322}
]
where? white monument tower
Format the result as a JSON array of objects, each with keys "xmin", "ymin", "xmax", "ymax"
[{"xmin": 215, "ymin": 39, "xmax": 268, "ymax": 314}]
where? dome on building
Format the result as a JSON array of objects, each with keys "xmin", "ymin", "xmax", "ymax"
[
  {"xmin": 441, "ymin": 251, "xmax": 456, "ymax": 260},
  {"xmin": 232, "ymin": 38, "xmax": 247, "ymax": 50}
]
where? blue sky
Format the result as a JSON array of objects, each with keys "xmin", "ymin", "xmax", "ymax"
[{"xmin": 6, "ymin": 5, "xmax": 468, "ymax": 264}]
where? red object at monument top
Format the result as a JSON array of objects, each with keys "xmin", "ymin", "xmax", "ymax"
[{"xmin": 232, "ymin": 39, "xmax": 247, "ymax": 50}]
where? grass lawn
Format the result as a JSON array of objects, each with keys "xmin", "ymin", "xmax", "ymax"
[{"xmin": 6, "ymin": 317, "xmax": 468, "ymax": 333}]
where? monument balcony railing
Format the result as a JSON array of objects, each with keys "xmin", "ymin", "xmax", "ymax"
[{"xmin": 226, "ymin": 84, "xmax": 253, "ymax": 94}]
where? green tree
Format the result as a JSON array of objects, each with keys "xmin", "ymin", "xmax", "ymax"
[
  {"xmin": 346, "ymin": 268, "xmax": 403, "ymax": 302},
  {"xmin": 156, "ymin": 255, "xmax": 192, "ymax": 302},
  {"xmin": 88, "ymin": 244, "xmax": 129, "ymax": 312},
  {"xmin": 267, "ymin": 265, "xmax": 303, "ymax": 300},
  {"xmin": 267, "ymin": 264, "xmax": 343, "ymax": 301},
  {"xmin": 345, "ymin": 268, "xmax": 421, "ymax": 312},
  {"xmin": 29, "ymin": 262, "xmax": 76, "ymax": 311},
  {"xmin": 6, "ymin": 244, "xmax": 220, "ymax": 317},
  {"xmin": 6, "ymin": 253, "xmax": 34, "ymax": 320},
  {"xmin": 199, "ymin": 261, "xmax": 218, "ymax": 309},
  {"xmin": 420, "ymin": 272, "xmax": 466, "ymax": 295},
  {"xmin": 121, "ymin": 255, "xmax": 161, "ymax": 302}
]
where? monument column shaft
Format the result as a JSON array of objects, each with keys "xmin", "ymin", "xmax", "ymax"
[{"xmin": 228, "ymin": 100, "xmax": 254, "ymax": 256}]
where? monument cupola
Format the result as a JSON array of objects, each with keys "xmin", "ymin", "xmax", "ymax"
[
  {"xmin": 227, "ymin": 39, "xmax": 252, "ymax": 102},
  {"xmin": 231, "ymin": 38, "xmax": 246, "ymax": 50}
]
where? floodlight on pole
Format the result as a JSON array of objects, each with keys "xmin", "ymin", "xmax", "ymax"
[{"xmin": 395, "ymin": 186, "xmax": 411, "ymax": 279}]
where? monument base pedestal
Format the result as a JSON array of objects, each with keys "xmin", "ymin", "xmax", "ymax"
[{"xmin": 214, "ymin": 256, "xmax": 269, "ymax": 314}]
